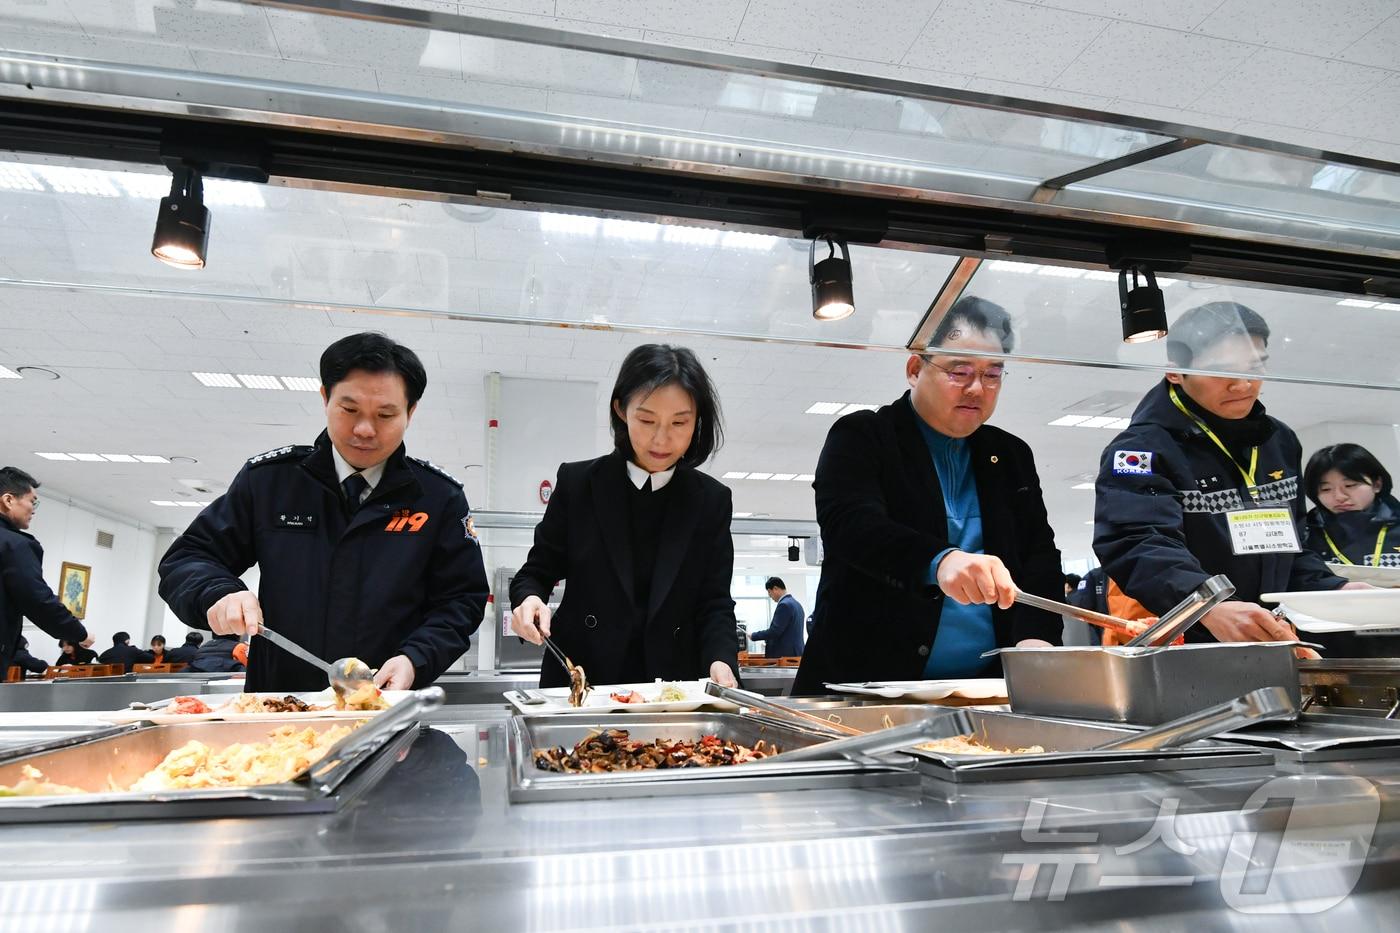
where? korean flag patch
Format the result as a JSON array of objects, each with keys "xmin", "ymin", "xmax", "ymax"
[{"xmin": 1113, "ymin": 450, "xmax": 1153, "ymax": 475}]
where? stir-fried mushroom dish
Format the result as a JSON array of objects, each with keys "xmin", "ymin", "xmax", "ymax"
[
  {"xmin": 533, "ymin": 729, "xmax": 778, "ymax": 772},
  {"xmin": 567, "ymin": 662, "xmax": 591, "ymax": 708}
]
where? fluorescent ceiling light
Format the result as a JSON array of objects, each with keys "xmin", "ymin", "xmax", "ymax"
[
  {"xmin": 539, "ymin": 212, "xmax": 599, "ymax": 236},
  {"xmin": 602, "ymin": 218, "xmax": 659, "ymax": 242},
  {"xmin": 35, "ymin": 166, "xmax": 119, "ymax": 197},
  {"xmin": 1335, "ymin": 298, "xmax": 1378, "ymax": 308},
  {"xmin": 987, "ymin": 259, "xmax": 1036, "ymax": 274},
  {"xmin": 733, "ymin": 512, "xmax": 754, "ymax": 518},
  {"xmin": 279, "ymin": 376, "xmax": 320, "ymax": 391},
  {"xmin": 837, "ymin": 403, "xmax": 878, "ymax": 416},
  {"xmin": 176, "ymin": 501, "xmax": 204, "ymax": 507},
  {"xmin": 770, "ymin": 473, "xmax": 797, "ymax": 482},
  {"xmin": 1104, "ymin": 417, "xmax": 1131, "ymax": 429},
  {"xmin": 747, "ymin": 472, "xmax": 774, "ymax": 481},
  {"xmin": 150, "ymin": 500, "xmax": 180, "ymax": 507},
  {"xmin": 1084, "ymin": 270, "xmax": 1119, "ymax": 281},
  {"xmin": 720, "ymin": 231, "xmax": 778, "ymax": 251},
  {"xmin": 1071, "ymin": 482, "xmax": 1095, "ymax": 490},
  {"xmin": 117, "ymin": 174, "xmax": 171, "ymax": 199},
  {"xmin": 192, "ymin": 371, "xmax": 240, "ymax": 388},
  {"xmin": 1037, "ymin": 265, "xmax": 1084, "ymax": 278},
  {"xmin": 0, "ymin": 165, "xmax": 43, "ymax": 192},
  {"xmin": 69, "ymin": 453, "xmax": 105, "ymax": 462},
  {"xmin": 804, "ymin": 402, "xmax": 845, "ymax": 415},
  {"xmin": 134, "ymin": 455, "xmax": 170, "ymax": 464},
  {"xmin": 1075, "ymin": 416, "xmax": 1118, "ymax": 429},
  {"xmin": 203, "ymin": 179, "xmax": 265, "ymax": 208},
  {"xmin": 1048, "ymin": 415, "xmax": 1090, "ymax": 427},
  {"xmin": 0, "ymin": 365, "xmax": 20, "ymax": 379},
  {"xmin": 34, "ymin": 452, "xmax": 74, "ymax": 461},
  {"xmin": 1379, "ymin": 303, "xmax": 1400, "ymax": 312},
  {"xmin": 100, "ymin": 454, "xmax": 137, "ymax": 463},
  {"xmin": 236, "ymin": 374, "xmax": 284, "ymax": 390},
  {"xmin": 794, "ymin": 474, "xmax": 815, "ymax": 482},
  {"xmin": 662, "ymin": 226, "xmax": 720, "ymax": 247},
  {"xmin": 722, "ymin": 471, "xmax": 748, "ymax": 479}
]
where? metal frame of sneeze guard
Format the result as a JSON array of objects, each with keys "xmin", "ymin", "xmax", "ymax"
[{"xmin": 1125, "ymin": 574, "xmax": 1236, "ymax": 647}]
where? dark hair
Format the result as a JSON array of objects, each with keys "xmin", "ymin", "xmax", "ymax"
[
  {"xmin": 1064, "ymin": 573, "xmax": 1082, "ymax": 589},
  {"xmin": 113, "ymin": 632, "xmax": 130, "ymax": 646},
  {"xmin": 765, "ymin": 577, "xmax": 786, "ymax": 591},
  {"xmin": 0, "ymin": 467, "xmax": 39, "ymax": 500},
  {"xmin": 319, "ymin": 332, "xmax": 427, "ymax": 408},
  {"xmin": 1304, "ymin": 443, "xmax": 1393, "ymax": 506},
  {"xmin": 1166, "ymin": 302, "xmax": 1270, "ymax": 368},
  {"xmin": 928, "ymin": 296, "xmax": 1015, "ymax": 353},
  {"xmin": 609, "ymin": 345, "xmax": 723, "ymax": 467},
  {"xmin": 184, "ymin": 631, "xmax": 204, "ymax": 646},
  {"xmin": 151, "ymin": 635, "xmax": 166, "ymax": 647},
  {"xmin": 59, "ymin": 639, "xmax": 75, "ymax": 651}
]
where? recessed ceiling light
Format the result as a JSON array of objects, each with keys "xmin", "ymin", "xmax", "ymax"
[
  {"xmin": 175, "ymin": 501, "xmax": 203, "ymax": 507},
  {"xmin": 150, "ymin": 500, "xmax": 180, "ymax": 507},
  {"xmin": 169, "ymin": 456, "xmax": 199, "ymax": 464},
  {"xmin": 1379, "ymin": 302, "xmax": 1400, "ymax": 312},
  {"xmin": 69, "ymin": 453, "xmax": 105, "ymax": 462},
  {"xmin": 236, "ymin": 374, "xmax": 284, "ymax": 390},
  {"xmin": 100, "ymin": 454, "xmax": 137, "ymax": 463},
  {"xmin": 15, "ymin": 366, "xmax": 59, "ymax": 380},
  {"xmin": 0, "ymin": 165, "xmax": 43, "ymax": 192},
  {"xmin": 722, "ymin": 471, "xmax": 748, "ymax": 479},
  {"xmin": 192, "ymin": 371, "xmax": 240, "ymax": 388},
  {"xmin": 804, "ymin": 402, "xmax": 845, "ymax": 415},
  {"xmin": 1071, "ymin": 482, "xmax": 1095, "ymax": 490},
  {"xmin": 1048, "ymin": 415, "xmax": 1090, "ymax": 427},
  {"xmin": 279, "ymin": 376, "xmax": 320, "ymax": 391},
  {"xmin": 134, "ymin": 455, "xmax": 170, "ymax": 464},
  {"xmin": 747, "ymin": 472, "xmax": 774, "ymax": 481},
  {"xmin": 1104, "ymin": 417, "xmax": 1131, "ymax": 429},
  {"xmin": 794, "ymin": 474, "xmax": 815, "ymax": 482},
  {"xmin": 34, "ymin": 452, "xmax": 74, "ymax": 461},
  {"xmin": 770, "ymin": 473, "xmax": 797, "ymax": 482},
  {"xmin": 35, "ymin": 166, "xmax": 119, "ymax": 197},
  {"xmin": 0, "ymin": 365, "xmax": 19, "ymax": 379},
  {"xmin": 733, "ymin": 512, "xmax": 754, "ymax": 518},
  {"xmin": 1075, "ymin": 416, "xmax": 1118, "ymax": 429}
]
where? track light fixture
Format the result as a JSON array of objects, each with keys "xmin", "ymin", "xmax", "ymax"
[
  {"xmin": 1119, "ymin": 264, "xmax": 1168, "ymax": 343},
  {"xmin": 787, "ymin": 538, "xmax": 802, "ymax": 562},
  {"xmin": 151, "ymin": 165, "xmax": 210, "ymax": 269},
  {"xmin": 809, "ymin": 234, "xmax": 855, "ymax": 321}
]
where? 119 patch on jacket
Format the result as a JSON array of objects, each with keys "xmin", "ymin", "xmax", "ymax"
[{"xmin": 1113, "ymin": 450, "xmax": 1153, "ymax": 475}]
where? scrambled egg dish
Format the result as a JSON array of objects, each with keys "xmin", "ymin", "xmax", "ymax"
[{"xmin": 130, "ymin": 724, "xmax": 355, "ymax": 791}]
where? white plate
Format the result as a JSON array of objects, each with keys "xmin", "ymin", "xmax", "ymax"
[
  {"xmin": 1263, "ymin": 589, "xmax": 1400, "ymax": 631},
  {"xmin": 99, "ymin": 690, "xmax": 412, "ymax": 724},
  {"xmin": 822, "ymin": 678, "xmax": 1008, "ymax": 702},
  {"xmin": 1329, "ymin": 564, "xmax": 1400, "ymax": 588},
  {"xmin": 504, "ymin": 679, "xmax": 738, "ymax": 715}
]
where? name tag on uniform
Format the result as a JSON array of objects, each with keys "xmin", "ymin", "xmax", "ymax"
[
  {"xmin": 1226, "ymin": 508, "xmax": 1300, "ymax": 555},
  {"xmin": 274, "ymin": 512, "xmax": 317, "ymax": 530}
]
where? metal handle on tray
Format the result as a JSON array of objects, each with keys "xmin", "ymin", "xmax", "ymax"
[
  {"xmin": 1093, "ymin": 686, "xmax": 1295, "ymax": 752},
  {"xmin": 761, "ymin": 718, "xmax": 946, "ymax": 763},
  {"xmin": 305, "ymin": 686, "xmax": 445, "ymax": 795},
  {"xmin": 703, "ymin": 681, "xmax": 862, "ymax": 737},
  {"xmin": 1124, "ymin": 574, "xmax": 1236, "ymax": 648}
]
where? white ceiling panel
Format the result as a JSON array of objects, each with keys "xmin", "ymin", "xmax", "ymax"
[
  {"xmin": 1337, "ymin": 11, "xmax": 1400, "ymax": 70},
  {"xmin": 1191, "ymin": 49, "xmax": 1391, "ymax": 127},
  {"xmin": 1036, "ymin": 0, "xmax": 1224, "ymax": 31},
  {"xmin": 1053, "ymin": 21, "xmax": 1258, "ymax": 108},
  {"xmin": 734, "ymin": 0, "xmax": 943, "ymax": 62},
  {"xmin": 1316, "ymin": 73, "xmax": 1400, "ymax": 145},
  {"xmin": 1195, "ymin": 0, "xmax": 1399, "ymax": 57},
  {"xmin": 903, "ymin": 0, "xmax": 1110, "ymax": 84},
  {"xmin": 189, "ymin": 48, "xmax": 383, "ymax": 93},
  {"xmin": 552, "ymin": 0, "xmax": 750, "ymax": 42},
  {"xmin": 266, "ymin": 5, "xmax": 465, "ymax": 74}
]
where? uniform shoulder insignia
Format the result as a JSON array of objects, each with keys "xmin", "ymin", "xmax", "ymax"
[
  {"xmin": 247, "ymin": 444, "xmax": 312, "ymax": 467},
  {"xmin": 410, "ymin": 457, "xmax": 463, "ymax": 487}
]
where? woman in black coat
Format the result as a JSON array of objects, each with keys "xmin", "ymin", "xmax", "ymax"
[{"xmin": 509, "ymin": 345, "xmax": 740, "ymax": 689}]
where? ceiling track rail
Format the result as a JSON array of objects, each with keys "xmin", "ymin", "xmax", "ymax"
[{"xmin": 1, "ymin": 97, "xmax": 1397, "ymax": 299}]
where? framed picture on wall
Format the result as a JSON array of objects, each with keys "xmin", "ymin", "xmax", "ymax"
[{"xmin": 59, "ymin": 562, "xmax": 91, "ymax": 620}]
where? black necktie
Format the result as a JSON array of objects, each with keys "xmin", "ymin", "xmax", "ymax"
[{"xmin": 342, "ymin": 472, "xmax": 369, "ymax": 513}]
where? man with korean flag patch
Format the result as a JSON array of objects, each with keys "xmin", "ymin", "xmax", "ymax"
[{"xmin": 1093, "ymin": 302, "xmax": 1367, "ymax": 653}]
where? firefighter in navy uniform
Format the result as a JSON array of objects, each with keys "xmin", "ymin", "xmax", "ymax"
[
  {"xmin": 1094, "ymin": 302, "xmax": 1367, "ymax": 650},
  {"xmin": 159, "ymin": 333, "xmax": 489, "ymax": 692}
]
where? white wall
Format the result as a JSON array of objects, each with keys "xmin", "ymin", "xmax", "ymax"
[
  {"xmin": 1295, "ymin": 423, "xmax": 1400, "ymax": 483},
  {"xmin": 487, "ymin": 375, "xmax": 602, "ymax": 511},
  {"xmin": 23, "ymin": 488, "xmax": 158, "ymax": 661}
]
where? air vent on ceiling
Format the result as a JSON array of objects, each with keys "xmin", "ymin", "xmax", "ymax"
[{"xmin": 95, "ymin": 529, "xmax": 115, "ymax": 549}]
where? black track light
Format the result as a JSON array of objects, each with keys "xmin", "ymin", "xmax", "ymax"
[
  {"xmin": 809, "ymin": 235, "xmax": 854, "ymax": 321},
  {"xmin": 152, "ymin": 166, "xmax": 210, "ymax": 270},
  {"xmin": 787, "ymin": 538, "xmax": 801, "ymax": 562},
  {"xmin": 1119, "ymin": 265, "xmax": 1167, "ymax": 343}
]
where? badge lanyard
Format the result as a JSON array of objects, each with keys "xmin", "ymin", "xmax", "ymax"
[
  {"xmin": 1322, "ymin": 526, "xmax": 1387, "ymax": 567},
  {"xmin": 1168, "ymin": 385, "xmax": 1262, "ymax": 502}
]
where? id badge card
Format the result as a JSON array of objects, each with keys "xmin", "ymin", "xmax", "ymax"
[{"xmin": 1226, "ymin": 507, "xmax": 1301, "ymax": 555}]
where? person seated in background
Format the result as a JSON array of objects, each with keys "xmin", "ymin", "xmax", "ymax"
[
  {"xmin": 55, "ymin": 638, "xmax": 98, "ymax": 666},
  {"xmin": 1094, "ymin": 302, "xmax": 1369, "ymax": 654},
  {"xmin": 1303, "ymin": 444, "xmax": 1400, "ymax": 569},
  {"xmin": 748, "ymin": 577, "xmax": 805, "ymax": 658},
  {"xmin": 97, "ymin": 632, "xmax": 155, "ymax": 672},
  {"xmin": 794, "ymin": 296, "xmax": 1064, "ymax": 694},
  {"xmin": 13, "ymin": 636, "xmax": 47, "ymax": 675},
  {"xmin": 148, "ymin": 635, "xmax": 167, "ymax": 665},
  {"xmin": 186, "ymin": 633, "xmax": 247, "ymax": 673},
  {"xmin": 164, "ymin": 631, "xmax": 203, "ymax": 665},
  {"xmin": 1063, "ymin": 573, "xmax": 1082, "ymax": 599}
]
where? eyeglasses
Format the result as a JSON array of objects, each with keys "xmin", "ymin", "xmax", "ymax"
[{"xmin": 923, "ymin": 359, "xmax": 1007, "ymax": 388}]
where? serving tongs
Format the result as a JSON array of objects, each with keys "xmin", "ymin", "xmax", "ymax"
[
  {"xmin": 533, "ymin": 623, "xmax": 589, "ymax": 702},
  {"xmin": 1124, "ymin": 574, "xmax": 1236, "ymax": 647},
  {"xmin": 1012, "ymin": 591, "xmax": 1165, "ymax": 643},
  {"xmin": 704, "ymin": 681, "xmax": 864, "ymax": 737},
  {"xmin": 766, "ymin": 686, "xmax": 1295, "ymax": 766}
]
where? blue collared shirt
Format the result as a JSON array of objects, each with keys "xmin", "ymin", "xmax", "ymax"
[{"xmin": 913, "ymin": 405, "xmax": 995, "ymax": 678}]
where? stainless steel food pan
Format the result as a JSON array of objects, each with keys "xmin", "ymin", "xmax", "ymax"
[
  {"xmin": 508, "ymin": 712, "xmax": 918, "ymax": 802},
  {"xmin": 1219, "ymin": 711, "xmax": 1400, "ymax": 763},
  {"xmin": 0, "ymin": 687, "xmax": 443, "ymax": 822},
  {"xmin": 990, "ymin": 643, "xmax": 1301, "ymax": 725}
]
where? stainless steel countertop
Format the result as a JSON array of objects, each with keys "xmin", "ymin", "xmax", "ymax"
[{"xmin": 0, "ymin": 703, "xmax": 1397, "ymax": 930}]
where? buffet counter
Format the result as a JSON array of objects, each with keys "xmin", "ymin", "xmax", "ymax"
[{"xmin": 0, "ymin": 690, "xmax": 1397, "ymax": 931}]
